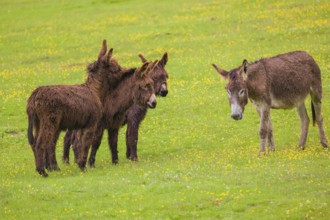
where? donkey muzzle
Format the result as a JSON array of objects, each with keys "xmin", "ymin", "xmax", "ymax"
[
  {"xmin": 147, "ymin": 94, "xmax": 157, "ymax": 109},
  {"xmin": 159, "ymin": 84, "xmax": 168, "ymax": 97},
  {"xmin": 160, "ymin": 89, "xmax": 168, "ymax": 97},
  {"xmin": 230, "ymin": 101, "xmax": 243, "ymax": 120},
  {"xmin": 231, "ymin": 113, "xmax": 243, "ymax": 120}
]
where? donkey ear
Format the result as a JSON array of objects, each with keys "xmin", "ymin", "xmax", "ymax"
[
  {"xmin": 107, "ymin": 48, "xmax": 114, "ymax": 63},
  {"xmin": 138, "ymin": 61, "xmax": 151, "ymax": 78},
  {"xmin": 146, "ymin": 59, "xmax": 158, "ymax": 74},
  {"xmin": 98, "ymin": 40, "xmax": 107, "ymax": 60},
  {"xmin": 159, "ymin": 52, "xmax": 168, "ymax": 67},
  {"xmin": 138, "ymin": 53, "xmax": 148, "ymax": 63},
  {"xmin": 212, "ymin": 64, "xmax": 229, "ymax": 80},
  {"xmin": 242, "ymin": 59, "xmax": 249, "ymax": 74}
]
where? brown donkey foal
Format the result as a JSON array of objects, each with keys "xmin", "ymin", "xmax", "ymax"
[
  {"xmin": 124, "ymin": 53, "xmax": 169, "ymax": 162},
  {"xmin": 63, "ymin": 59, "xmax": 158, "ymax": 166},
  {"xmin": 212, "ymin": 51, "xmax": 328, "ymax": 155},
  {"xmin": 26, "ymin": 40, "xmax": 128, "ymax": 177}
]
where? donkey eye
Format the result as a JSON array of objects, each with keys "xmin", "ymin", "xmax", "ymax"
[
  {"xmin": 141, "ymin": 85, "xmax": 148, "ymax": 90},
  {"xmin": 239, "ymin": 89, "xmax": 245, "ymax": 97}
]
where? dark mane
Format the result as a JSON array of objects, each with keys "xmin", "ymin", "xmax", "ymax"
[{"xmin": 87, "ymin": 61, "xmax": 98, "ymax": 74}]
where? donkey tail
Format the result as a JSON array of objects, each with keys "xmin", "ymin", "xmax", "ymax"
[
  {"xmin": 27, "ymin": 111, "xmax": 36, "ymax": 145},
  {"xmin": 311, "ymin": 101, "xmax": 316, "ymax": 126}
]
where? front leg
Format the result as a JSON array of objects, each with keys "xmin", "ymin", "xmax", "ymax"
[
  {"xmin": 88, "ymin": 123, "xmax": 105, "ymax": 167},
  {"xmin": 77, "ymin": 128, "xmax": 95, "ymax": 171},
  {"xmin": 108, "ymin": 129, "xmax": 119, "ymax": 164},
  {"xmin": 126, "ymin": 120, "xmax": 140, "ymax": 161},
  {"xmin": 258, "ymin": 104, "xmax": 270, "ymax": 156}
]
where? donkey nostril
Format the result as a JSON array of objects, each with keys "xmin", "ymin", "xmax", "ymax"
[
  {"xmin": 149, "ymin": 101, "xmax": 157, "ymax": 109},
  {"xmin": 161, "ymin": 90, "xmax": 168, "ymax": 97},
  {"xmin": 231, "ymin": 114, "xmax": 242, "ymax": 120}
]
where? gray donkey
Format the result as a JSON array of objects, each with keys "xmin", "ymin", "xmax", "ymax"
[{"xmin": 212, "ymin": 51, "xmax": 328, "ymax": 155}]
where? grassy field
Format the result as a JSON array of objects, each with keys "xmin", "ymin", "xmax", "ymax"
[{"xmin": 0, "ymin": 0, "xmax": 329, "ymax": 219}]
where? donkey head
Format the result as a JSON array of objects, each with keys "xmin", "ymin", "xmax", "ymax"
[
  {"xmin": 87, "ymin": 40, "xmax": 125, "ymax": 88},
  {"xmin": 134, "ymin": 60, "xmax": 158, "ymax": 109},
  {"xmin": 138, "ymin": 52, "xmax": 169, "ymax": 97},
  {"xmin": 212, "ymin": 60, "xmax": 249, "ymax": 120}
]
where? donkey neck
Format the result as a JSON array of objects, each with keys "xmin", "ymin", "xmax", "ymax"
[
  {"xmin": 109, "ymin": 73, "xmax": 137, "ymax": 114},
  {"xmin": 85, "ymin": 76, "xmax": 109, "ymax": 105}
]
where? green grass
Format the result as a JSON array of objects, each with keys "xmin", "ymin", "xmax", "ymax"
[{"xmin": 1, "ymin": 0, "xmax": 329, "ymax": 219}]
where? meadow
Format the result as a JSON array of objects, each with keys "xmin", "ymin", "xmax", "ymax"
[{"xmin": 0, "ymin": 0, "xmax": 329, "ymax": 219}]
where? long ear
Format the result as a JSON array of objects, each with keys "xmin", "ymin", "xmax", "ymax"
[
  {"xmin": 98, "ymin": 40, "xmax": 107, "ymax": 60},
  {"xmin": 138, "ymin": 53, "xmax": 148, "ymax": 63},
  {"xmin": 242, "ymin": 59, "xmax": 249, "ymax": 74},
  {"xmin": 159, "ymin": 52, "xmax": 168, "ymax": 67},
  {"xmin": 212, "ymin": 64, "xmax": 229, "ymax": 80},
  {"xmin": 138, "ymin": 61, "xmax": 150, "ymax": 78},
  {"xmin": 146, "ymin": 59, "xmax": 158, "ymax": 74},
  {"xmin": 107, "ymin": 48, "xmax": 113, "ymax": 63}
]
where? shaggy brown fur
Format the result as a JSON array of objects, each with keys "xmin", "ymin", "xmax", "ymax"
[
  {"xmin": 26, "ymin": 40, "xmax": 128, "ymax": 177},
  {"xmin": 63, "ymin": 59, "xmax": 158, "ymax": 166},
  {"xmin": 124, "ymin": 53, "xmax": 168, "ymax": 161},
  {"xmin": 212, "ymin": 51, "xmax": 328, "ymax": 155}
]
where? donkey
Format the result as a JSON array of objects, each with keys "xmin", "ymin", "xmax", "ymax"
[
  {"xmin": 26, "ymin": 39, "xmax": 129, "ymax": 177},
  {"xmin": 63, "ymin": 59, "xmax": 158, "ymax": 166},
  {"xmin": 123, "ymin": 52, "xmax": 168, "ymax": 162},
  {"xmin": 212, "ymin": 51, "xmax": 328, "ymax": 155}
]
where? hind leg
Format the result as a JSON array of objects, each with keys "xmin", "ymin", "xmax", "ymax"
[
  {"xmin": 47, "ymin": 130, "xmax": 61, "ymax": 171},
  {"xmin": 72, "ymin": 131, "xmax": 82, "ymax": 164},
  {"xmin": 296, "ymin": 103, "xmax": 310, "ymax": 149},
  {"xmin": 34, "ymin": 129, "xmax": 50, "ymax": 177},
  {"xmin": 267, "ymin": 120, "xmax": 275, "ymax": 152},
  {"xmin": 77, "ymin": 128, "xmax": 95, "ymax": 171},
  {"xmin": 108, "ymin": 129, "xmax": 119, "ymax": 164},
  {"xmin": 30, "ymin": 121, "xmax": 40, "ymax": 168},
  {"xmin": 63, "ymin": 130, "xmax": 73, "ymax": 164},
  {"xmin": 88, "ymin": 124, "xmax": 105, "ymax": 167},
  {"xmin": 312, "ymin": 100, "xmax": 328, "ymax": 148}
]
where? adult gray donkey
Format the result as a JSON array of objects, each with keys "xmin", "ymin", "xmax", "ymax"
[{"xmin": 212, "ymin": 51, "xmax": 328, "ymax": 155}]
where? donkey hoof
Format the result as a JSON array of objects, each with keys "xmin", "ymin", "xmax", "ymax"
[
  {"xmin": 48, "ymin": 164, "xmax": 61, "ymax": 171},
  {"xmin": 296, "ymin": 146, "xmax": 305, "ymax": 151},
  {"xmin": 79, "ymin": 166, "xmax": 87, "ymax": 172},
  {"xmin": 37, "ymin": 169, "xmax": 49, "ymax": 177},
  {"xmin": 321, "ymin": 142, "xmax": 328, "ymax": 149},
  {"xmin": 112, "ymin": 159, "xmax": 119, "ymax": 165},
  {"xmin": 129, "ymin": 156, "xmax": 138, "ymax": 162},
  {"xmin": 78, "ymin": 162, "xmax": 87, "ymax": 171},
  {"xmin": 258, "ymin": 151, "xmax": 267, "ymax": 157},
  {"xmin": 53, "ymin": 167, "xmax": 61, "ymax": 172},
  {"xmin": 269, "ymin": 146, "xmax": 276, "ymax": 151}
]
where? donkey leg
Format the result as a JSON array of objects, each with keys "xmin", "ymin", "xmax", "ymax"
[
  {"xmin": 108, "ymin": 129, "xmax": 119, "ymax": 164},
  {"xmin": 88, "ymin": 124, "xmax": 105, "ymax": 167},
  {"xmin": 76, "ymin": 129, "xmax": 93, "ymax": 171},
  {"xmin": 312, "ymin": 101, "xmax": 328, "ymax": 148},
  {"xmin": 30, "ymin": 122, "xmax": 40, "ymax": 168},
  {"xmin": 126, "ymin": 120, "xmax": 139, "ymax": 161},
  {"xmin": 70, "ymin": 130, "xmax": 81, "ymax": 164},
  {"xmin": 267, "ymin": 120, "xmax": 275, "ymax": 152},
  {"xmin": 34, "ymin": 130, "xmax": 49, "ymax": 177},
  {"xmin": 47, "ymin": 130, "xmax": 61, "ymax": 171},
  {"xmin": 72, "ymin": 132, "xmax": 81, "ymax": 164},
  {"xmin": 258, "ymin": 104, "xmax": 270, "ymax": 156},
  {"xmin": 296, "ymin": 103, "xmax": 310, "ymax": 149},
  {"xmin": 62, "ymin": 130, "xmax": 72, "ymax": 164}
]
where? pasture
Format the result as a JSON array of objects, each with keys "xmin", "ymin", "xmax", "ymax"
[{"xmin": 0, "ymin": 0, "xmax": 329, "ymax": 219}]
